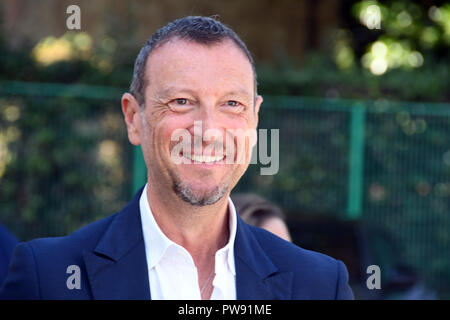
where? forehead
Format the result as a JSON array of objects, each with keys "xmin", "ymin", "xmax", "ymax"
[{"xmin": 145, "ymin": 38, "xmax": 255, "ymax": 95}]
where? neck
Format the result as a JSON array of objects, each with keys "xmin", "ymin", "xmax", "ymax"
[{"xmin": 145, "ymin": 182, "xmax": 230, "ymax": 259}]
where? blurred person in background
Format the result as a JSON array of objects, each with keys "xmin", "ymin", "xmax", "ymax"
[
  {"xmin": 0, "ymin": 224, "xmax": 18, "ymax": 288},
  {"xmin": 232, "ymin": 193, "xmax": 291, "ymax": 242}
]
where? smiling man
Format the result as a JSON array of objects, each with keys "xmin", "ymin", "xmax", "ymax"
[{"xmin": 0, "ymin": 16, "xmax": 353, "ymax": 300}]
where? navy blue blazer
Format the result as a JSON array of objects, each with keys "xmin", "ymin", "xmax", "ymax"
[
  {"xmin": 0, "ymin": 224, "xmax": 18, "ymax": 287},
  {"xmin": 0, "ymin": 188, "xmax": 354, "ymax": 299}
]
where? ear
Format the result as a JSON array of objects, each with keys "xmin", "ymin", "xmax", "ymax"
[
  {"xmin": 121, "ymin": 93, "xmax": 142, "ymax": 146},
  {"xmin": 254, "ymin": 94, "xmax": 263, "ymax": 128},
  {"xmin": 249, "ymin": 95, "xmax": 263, "ymax": 150}
]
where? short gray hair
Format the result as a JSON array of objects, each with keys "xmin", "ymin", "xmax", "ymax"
[{"xmin": 129, "ymin": 16, "xmax": 257, "ymax": 107}]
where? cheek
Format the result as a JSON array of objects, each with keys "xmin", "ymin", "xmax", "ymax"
[
  {"xmin": 223, "ymin": 113, "xmax": 255, "ymax": 131},
  {"xmin": 154, "ymin": 117, "xmax": 192, "ymax": 151}
]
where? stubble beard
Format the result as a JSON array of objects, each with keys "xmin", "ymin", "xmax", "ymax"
[{"xmin": 169, "ymin": 170, "xmax": 229, "ymax": 206}]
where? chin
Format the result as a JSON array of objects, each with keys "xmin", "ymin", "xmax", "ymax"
[{"xmin": 172, "ymin": 181, "xmax": 229, "ymax": 206}]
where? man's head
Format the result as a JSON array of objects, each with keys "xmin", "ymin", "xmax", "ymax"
[
  {"xmin": 129, "ymin": 16, "xmax": 258, "ymax": 107},
  {"xmin": 122, "ymin": 16, "xmax": 263, "ymax": 207}
]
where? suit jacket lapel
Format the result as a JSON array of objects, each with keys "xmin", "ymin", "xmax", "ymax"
[
  {"xmin": 82, "ymin": 188, "xmax": 293, "ymax": 300},
  {"xmin": 234, "ymin": 215, "xmax": 293, "ymax": 300},
  {"xmin": 83, "ymin": 188, "xmax": 150, "ymax": 300}
]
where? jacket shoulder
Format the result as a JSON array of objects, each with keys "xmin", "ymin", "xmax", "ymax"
[
  {"xmin": 0, "ymin": 214, "xmax": 116, "ymax": 299},
  {"xmin": 28, "ymin": 213, "xmax": 115, "ymax": 255},
  {"xmin": 248, "ymin": 224, "xmax": 337, "ymax": 267},
  {"xmin": 248, "ymin": 225, "xmax": 353, "ymax": 299}
]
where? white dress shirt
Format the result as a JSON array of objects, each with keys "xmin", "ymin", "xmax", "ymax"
[{"xmin": 139, "ymin": 184, "xmax": 237, "ymax": 300}]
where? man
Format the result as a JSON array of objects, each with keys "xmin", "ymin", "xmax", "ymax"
[{"xmin": 0, "ymin": 16, "xmax": 353, "ymax": 300}]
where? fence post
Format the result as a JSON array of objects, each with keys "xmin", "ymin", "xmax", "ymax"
[{"xmin": 346, "ymin": 104, "xmax": 366, "ymax": 219}]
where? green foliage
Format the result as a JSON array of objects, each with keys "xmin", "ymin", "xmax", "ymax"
[
  {"xmin": 349, "ymin": 1, "xmax": 449, "ymax": 76},
  {"xmin": 0, "ymin": 41, "xmax": 131, "ymax": 240},
  {"xmin": 0, "ymin": 31, "xmax": 133, "ymax": 88},
  {"xmin": 253, "ymin": 1, "xmax": 448, "ymax": 100},
  {"xmin": 256, "ymin": 51, "xmax": 449, "ymax": 102}
]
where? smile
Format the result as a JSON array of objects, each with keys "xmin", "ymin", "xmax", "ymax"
[{"xmin": 182, "ymin": 153, "xmax": 225, "ymax": 163}]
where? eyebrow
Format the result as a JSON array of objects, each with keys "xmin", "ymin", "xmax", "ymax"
[
  {"xmin": 158, "ymin": 87, "xmax": 197, "ymax": 98},
  {"xmin": 158, "ymin": 86, "xmax": 253, "ymax": 99}
]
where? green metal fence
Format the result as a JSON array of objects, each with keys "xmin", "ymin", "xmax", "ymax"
[
  {"xmin": 0, "ymin": 81, "xmax": 131, "ymax": 241},
  {"xmin": 1, "ymin": 80, "xmax": 450, "ymax": 298}
]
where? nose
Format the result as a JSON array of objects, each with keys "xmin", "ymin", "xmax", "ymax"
[{"xmin": 188, "ymin": 105, "xmax": 224, "ymax": 144}]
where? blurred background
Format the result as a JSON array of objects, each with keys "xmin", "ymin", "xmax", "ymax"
[{"xmin": 0, "ymin": 0, "xmax": 449, "ymax": 299}]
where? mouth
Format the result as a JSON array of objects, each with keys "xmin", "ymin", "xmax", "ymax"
[{"xmin": 182, "ymin": 152, "xmax": 225, "ymax": 164}]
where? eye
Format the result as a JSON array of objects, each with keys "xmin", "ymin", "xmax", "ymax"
[
  {"xmin": 222, "ymin": 100, "xmax": 246, "ymax": 113},
  {"xmin": 174, "ymin": 98, "xmax": 188, "ymax": 105},
  {"xmin": 168, "ymin": 98, "xmax": 192, "ymax": 111},
  {"xmin": 226, "ymin": 100, "xmax": 240, "ymax": 107}
]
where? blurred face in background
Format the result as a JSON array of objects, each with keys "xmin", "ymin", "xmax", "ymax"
[
  {"xmin": 259, "ymin": 217, "xmax": 292, "ymax": 242},
  {"xmin": 137, "ymin": 38, "xmax": 263, "ymax": 206}
]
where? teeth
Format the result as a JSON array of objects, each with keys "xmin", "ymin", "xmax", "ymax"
[{"xmin": 183, "ymin": 153, "xmax": 224, "ymax": 163}]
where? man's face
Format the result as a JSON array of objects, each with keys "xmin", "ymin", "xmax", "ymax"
[{"xmin": 128, "ymin": 38, "xmax": 262, "ymax": 206}]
